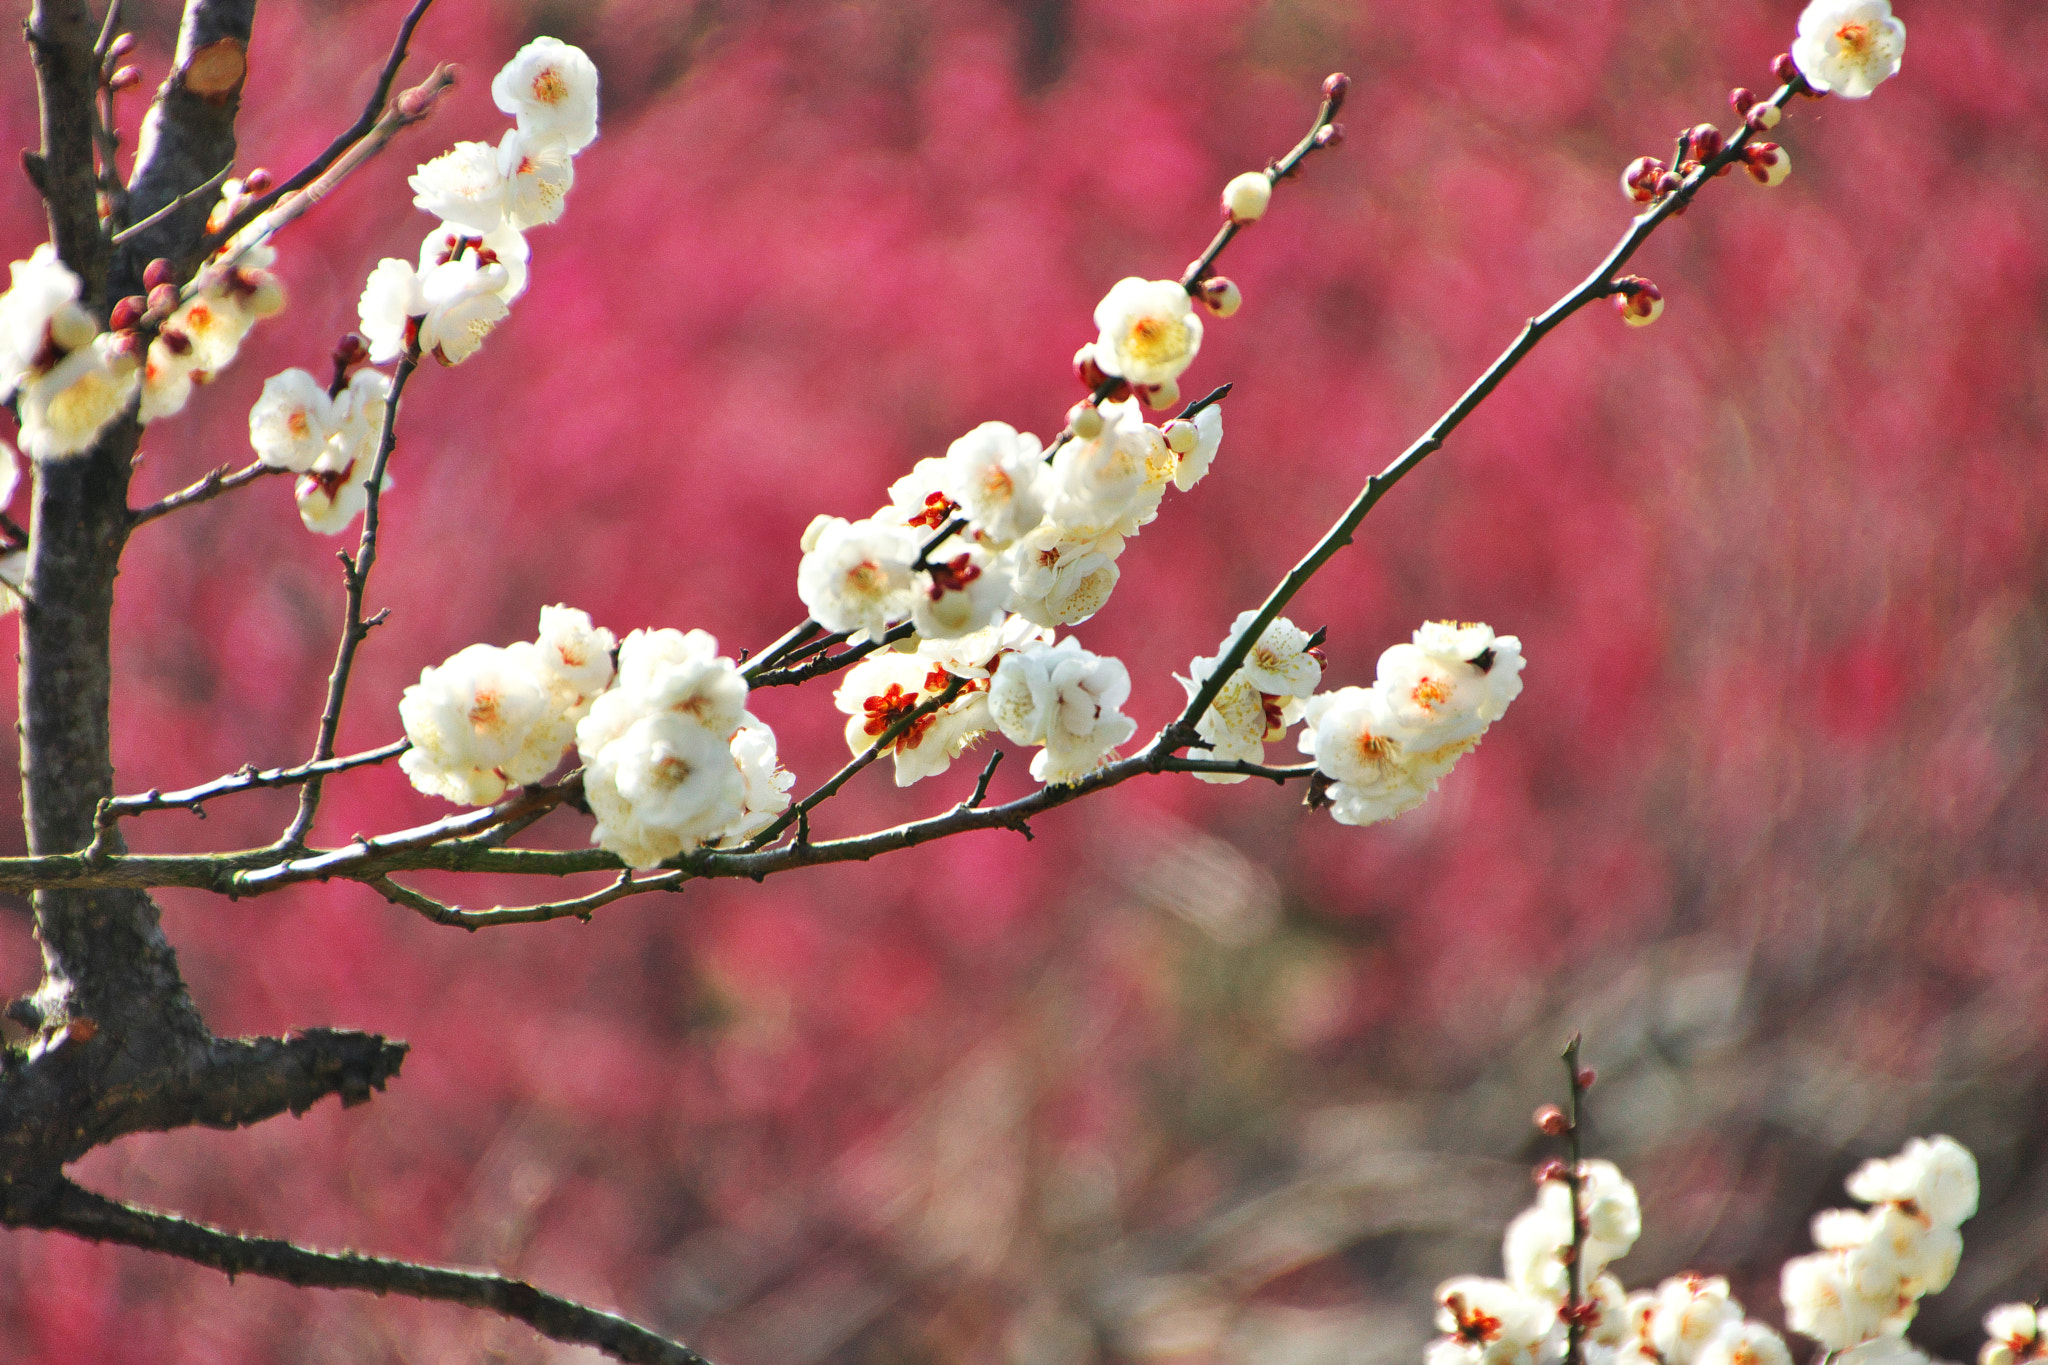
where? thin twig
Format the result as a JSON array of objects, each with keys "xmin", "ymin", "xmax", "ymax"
[
  {"xmin": 372, "ymin": 869, "xmax": 682, "ymax": 930},
  {"xmin": 109, "ymin": 160, "xmax": 233, "ymax": 245},
  {"xmin": 1157, "ymin": 757, "xmax": 1316, "ymax": 785},
  {"xmin": 962, "ymin": 748, "xmax": 1004, "ymax": 809},
  {"xmin": 129, "ymin": 460, "xmax": 284, "ymax": 526},
  {"xmin": 279, "ymin": 355, "xmax": 416, "ymax": 848},
  {"xmin": 740, "ymin": 618, "xmax": 821, "ymax": 681},
  {"xmin": 746, "ymin": 621, "xmax": 917, "ymax": 689},
  {"xmin": 203, "ymin": 0, "xmax": 439, "ymax": 250},
  {"xmin": 1564, "ymin": 1034, "xmax": 1588, "ymax": 1365},
  {"xmin": 32, "ymin": 1180, "xmax": 711, "ymax": 1365},
  {"xmin": 96, "ymin": 741, "xmax": 408, "ymax": 829},
  {"xmin": 1180, "ymin": 79, "xmax": 1344, "ymax": 292},
  {"xmin": 909, "ymin": 515, "xmax": 968, "ymax": 574}
]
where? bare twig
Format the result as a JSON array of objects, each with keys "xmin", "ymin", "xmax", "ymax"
[
  {"xmin": 746, "ymin": 621, "xmax": 917, "ymax": 689},
  {"xmin": 279, "ymin": 355, "xmax": 416, "ymax": 848},
  {"xmin": 909, "ymin": 515, "xmax": 969, "ymax": 574},
  {"xmin": 129, "ymin": 459, "xmax": 283, "ymax": 526},
  {"xmin": 109, "ymin": 159, "xmax": 232, "ymax": 245},
  {"xmin": 1564, "ymin": 1034, "xmax": 1588, "ymax": 1365},
  {"xmin": 962, "ymin": 748, "xmax": 1005, "ymax": 809},
  {"xmin": 740, "ymin": 618, "xmax": 822, "ymax": 681},
  {"xmin": 372, "ymin": 869, "xmax": 682, "ymax": 930},
  {"xmin": 203, "ymin": 0, "xmax": 439, "ymax": 250},
  {"xmin": 93, "ymin": 740, "xmax": 408, "ymax": 837},
  {"xmin": 30, "ymin": 1181, "xmax": 711, "ymax": 1365},
  {"xmin": 1156, "ymin": 757, "xmax": 1316, "ymax": 785}
]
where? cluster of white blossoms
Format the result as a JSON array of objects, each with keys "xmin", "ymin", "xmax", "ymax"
[
  {"xmin": 797, "ymin": 393, "xmax": 1221, "ymax": 642},
  {"xmin": 1792, "ymin": 0, "xmax": 1905, "ymax": 99},
  {"xmin": 400, "ymin": 608, "xmax": 794, "ymax": 869},
  {"xmin": 1295, "ymin": 620, "xmax": 1525, "ymax": 825},
  {"xmin": 358, "ymin": 37, "xmax": 597, "ymax": 367},
  {"xmin": 1178, "ymin": 610, "xmax": 1323, "ymax": 783},
  {"xmin": 141, "ymin": 238, "xmax": 287, "ymax": 428},
  {"xmin": 247, "ymin": 365, "xmax": 393, "ymax": 532},
  {"xmin": 0, "ymin": 246, "xmax": 137, "ymax": 461},
  {"xmin": 1781, "ymin": 1136, "xmax": 1978, "ymax": 1359}
]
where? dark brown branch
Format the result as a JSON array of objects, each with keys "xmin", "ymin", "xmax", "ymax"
[
  {"xmin": 1157, "ymin": 757, "xmax": 1316, "ymax": 785},
  {"xmin": 909, "ymin": 516, "xmax": 968, "ymax": 574},
  {"xmin": 746, "ymin": 621, "xmax": 917, "ymax": 689},
  {"xmin": 740, "ymin": 618, "xmax": 821, "ymax": 680},
  {"xmin": 29, "ymin": 0, "xmax": 110, "ymax": 298},
  {"xmin": 203, "ymin": 0, "xmax": 438, "ymax": 250},
  {"xmin": 373, "ymin": 869, "xmax": 682, "ymax": 930},
  {"xmin": 129, "ymin": 458, "xmax": 283, "ymax": 526},
  {"xmin": 280, "ymin": 356, "xmax": 416, "ymax": 849},
  {"xmin": 92, "ymin": 740, "xmax": 408, "ymax": 842},
  {"xmin": 24, "ymin": 1182, "xmax": 711, "ymax": 1365},
  {"xmin": 962, "ymin": 748, "xmax": 1004, "ymax": 809}
]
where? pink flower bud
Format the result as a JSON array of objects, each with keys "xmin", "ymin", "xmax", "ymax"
[
  {"xmin": 1313, "ymin": 121, "xmax": 1344, "ymax": 151},
  {"xmin": 1534, "ymin": 1104, "xmax": 1571, "ymax": 1136},
  {"xmin": 1771, "ymin": 52, "xmax": 1798, "ymax": 86},
  {"xmin": 1198, "ymin": 275, "xmax": 1242, "ymax": 318},
  {"xmin": 143, "ymin": 258, "xmax": 175, "ymax": 291},
  {"xmin": 1685, "ymin": 123, "xmax": 1725, "ymax": 165},
  {"xmin": 1613, "ymin": 276, "xmax": 1664, "ymax": 327},
  {"xmin": 1730, "ymin": 87, "xmax": 1757, "ymax": 117},
  {"xmin": 1743, "ymin": 142, "xmax": 1791, "ymax": 187},
  {"xmin": 242, "ymin": 167, "xmax": 273, "ymax": 195},
  {"xmin": 108, "ymin": 295, "xmax": 145, "ymax": 331},
  {"xmin": 1321, "ymin": 72, "xmax": 1350, "ymax": 113},
  {"xmin": 1073, "ymin": 343, "xmax": 1108, "ymax": 391},
  {"xmin": 1621, "ymin": 156, "xmax": 1669, "ymax": 204},
  {"xmin": 107, "ymin": 32, "xmax": 136, "ymax": 60},
  {"xmin": 145, "ymin": 283, "xmax": 179, "ymax": 315},
  {"xmin": 108, "ymin": 65, "xmax": 141, "ymax": 92},
  {"xmin": 332, "ymin": 332, "xmax": 369, "ymax": 368}
]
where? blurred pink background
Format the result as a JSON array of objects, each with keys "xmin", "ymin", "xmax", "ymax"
[{"xmin": 2, "ymin": 0, "xmax": 2046, "ymax": 1360}]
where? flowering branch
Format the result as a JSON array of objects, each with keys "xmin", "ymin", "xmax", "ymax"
[
  {"xmin": 24, "ymin": 1180, "xmax": 712, "ymax": 1365},
  {"xmin": 279, "ymin": 354, "xmax": 416, "ymax": 848}
]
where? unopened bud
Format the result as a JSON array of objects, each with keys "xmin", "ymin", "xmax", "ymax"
[
  {"xmin": 242, "ymin": 167, "xmax": 273, "ymax": 195},
  {"xmin": 1621, "ymin": 155, "xmax": 1669, "ymax": 204},
  {"xmin": 1221, "ymin": 171, "xmax": 1272, "ymax": 224},
  {"xmin": 1313, "ymin": 121, "xmax": 1344, "ymax": 151},
  {"xmin": 1073, "ymin": 343, "xmax": 1109, "ymax": 391},
  {"xmin": 1655, "ymin": 171, "xmax": 1684, "ymax": 198},
  {"xmin": 1162, "ymin": 419, "xmax": 1199, "ymax": 455},
  {"xmin": 1613, "ymin": 276, "xmax": 1664, "ymax": 327},
  {"xmin": 108, "ymin": 295, "xmax": 145, "ymax": 331},
  {"xmin": 1746, "ymin": 103, "xmax": 1782, "ymax": 131},
  {"xmin": 1576, "ymin": 1067, "xmax": 1597, "ymax": 1091},
  {"xmin": 1685, "ymin": 123, "xmax": 1725, "ymax": 164},
  {"xmin": 1730, "ymin": 87, "xmax": 1757, "ymax": 117},
  {"xmin": 1771, "ymin": 53, "xmax": 1798, "ymax": 86},
  {"xmin": 332, "ymin": 332, "xmax": 369, "ymax": 369},
  {"xmin": 1138, "ymin": 377, "xmax": 1179, "ymax": 411},
  {"xmin": 108, "ymin": 65, "xmax": 141, "ymax": 92},
  {"xmin": 1321, "ymin": 72, "xmax": 1350, "ymax": 113},
  {"xmin": 108, "ymin": 32, "xmax": 136, "ymax": 60},
  {"xmin": 1533, "ymin": 1157, "xmax": 1569, "ymax": 1184},
  {"xmin": 1743, "ymin": 142, "xmax": 1791, "ymax": 187},
  {"xmin": 142, "ymin": 258, "xmax": 175, "ymax": 290},
  {"xmin": 105, "ymin": 331, "xmax": 144, "ymax": 367},
  {"xmin": 1068, "ymin": 403, "xmax": 1104, "ymax": 441},
  {"xmin": 146, "ymin": 283, "xmax": 179, "ymax": 315},
  {"xmin": 1198, "ymin": 275, "xmax": 1242, "ymax": 318},
  {"xmin": 1534, "ymin": 1104, "xmax": 1571, "ymax": 1137}
]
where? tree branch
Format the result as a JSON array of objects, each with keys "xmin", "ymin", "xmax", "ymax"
[
  {"xmin": 21, "ymin": 1182, "xmax": 711, "ymax": 1365},
  {"xmin": 128, "ymin": 458, "xmax": 285, "ymax": 526},
  {"xmin": 28, "ymin": 0, "xmax": 109, "ymax": 297}
]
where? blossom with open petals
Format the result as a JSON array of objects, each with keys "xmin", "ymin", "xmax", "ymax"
[
  {"xmin": 989, "ymin": 637, "xmax": 1137, "ymax": 784},
  {"xmin": 249, "ymin": 368, "xmax": 338, "ymax": 471},
  {"xmin": 797, "ymin": 516, "xmax": 920, "ymax": 637},
  {"xmin": 410, "ymin": 140, "xmax": 510, "ymax": 235},
  {"xmin": 941, "ymin": 421, "xmax": 1048, "ymax": 549},
  {"xmin": 1090, "ymin": 277, "xmax": 1203, "ymax": 387},
  {"xmin": 418, "ymin": 255, "xmax": 511, "ymax": 364},
  {"xmin": 399, "ymin": 642, "xmax": 570, "ymax": 806},
  {"xmin": 1003, "ymin": 525, "xmax": 1123, "ymax": 628},
  {"xmin": 14, "ymin": 335, "xmax": 141, "ymax": 461},
  {"xmin": 492, "ymin": 36, "xmax": 601, "ymax": 153},
  {"xmin": 1792, "ymin": 0, "xmax": 1905, "ymax": 98},
  {"xmin": 834, "ymin": 652, "xmax": 991, "ymax": 787},
  {"xmin": 1173, "ymin": 404, "xmax": 1223, "ymax": 492}
]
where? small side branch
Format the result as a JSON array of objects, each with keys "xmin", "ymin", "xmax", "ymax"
[
  {"xmin": 1156, "ymin": 757, "xmax": 1316, "ymax": 785},
  {"xmin": 371, "ymin": 868, "xmax": 683, "ymax": 930},
  {"xmin": 745, "ymin": 622, "xmax": 917, "ymax": 689},
  {"xmin": 129, "ymin": 459, "xmax": 284, "ymax": 526},
  {"xmin": 280, "ymin": 356, "xmax": 416, "ymax": 849},
  {"xmin": 94, "ymin": 740, "xmax": 409, "ymax": 841},
  {"xmin": 27, "ymin": 1182, "xmax": 710, "ymax": 1365}
]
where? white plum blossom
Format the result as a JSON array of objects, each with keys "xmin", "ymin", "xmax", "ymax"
[
  {"xmin": 493, "ymin": 36, "xmax": 601, "ymax": 154},
  {"xmin": 1981, "ymin": 1304, "xmax": 2043, "ymax": 1365},
  {"xmin": 0, "ymin": 243, "xmax": 91, "ymax": 399},
  {"xmin": 1503, "ymin": 1161, "xmax": 1641, "ymax": 1302},
  {"xmin": 1648, "ymin": 1277, "xmax": 1745, "ymax": 1365},
  {"xmin": 532, "ymin": 604, "xmax": 616, "ymax": 720},
  {"xmin": 1376, "ymin": 621, "xmax": 1526, "ymax": 750},
  {"xmin": 1178, "ymin": 670, "xmax": 1268, "ymax": 782},
  {"xmin": 14, "ymin": 334, "xmax": 141, "ymax": 461},
  {"xmin": 1427, "ymin": 1277, "xmax": 1560, "ymax": 1365},
  {"xmin": 1003, "ymin": 525, "xmax": 1123, "ymax": 628},
  {"xmin": 796, "ymin": 516, "xmax": 920, "ymax": 637},
  {"xmin": 421, "ymin": 221, "xmax": 529, "ymax": 302},
  {"xmin": 911, "ymin": 544, "xmax": 1010, "ymax": 641},
  {"xmin": 1045, "ymin": 398, "xmax": 1161, "ymax": 538},
  {"xmin": 941, "ymin": 421, "xmax": 1048, "ymax": 548},
  {"xmin": 1173, "ymin": 403, "xmax": 1223, "ymax": 492},
  {"xmin": 497, "ymin": 128, "xmax": 575, "ymax": 229},
  {"xmin": 140, "ymin": 334, "xmax": 197, "ymax": 424},
  {"xmin": 1780, "ymin": 1135, "xmax": 1978, "ymax": 1352},
  {"xmin": 249, "ymin": 368, "xmax": 338, "ymax": 471},
  {"xmin": 1297, "ymin": 685, "xmax": 1462, "ymax": 827},
  {"xmin": 289, "ymin": 366, "xmax": 391, "ymax": 534},
  {"xmin": 575, "ymin": 628, "xmax": 761, "ymax": 868},
  {"xmin": 358, "ymin": 258, "xmax": 424, "ymax": 363},
  {"xmin": 988, "ymin": 637, "xmax": 1137, "ymax": 784},
  {"xmin": 833, "ymin": 652, "xmax": 991, "ymax": 787},
  {"xmin": 418, "ymin": 254, "xmax": 512, "ymax": 364},
  {"xmin": 1178, "ymin": 612, "xmax": 1322, "ymax": 784},
  {"xmin": 1211, "ymin": 610, "xmax": 1322, "ymax": 699},
  {"xmin": 916, "ymin": 613, "xmax": 1054, "ymax": 680},
  {"xmin": 410, "ymin": 140, "xmax": 509, "ymax": 234},
  {"xmin": 1695, "ymin": 1321, "xmax": 1794, "ymax": 1365},
  {"xmin": 1091, "ymin": 277, "xmax": 1203, "ymax": 387},
  {"xmin": 1792, "ymin": 0, "xmax": 1906, "ymax": 99},
  {"xmin": 399, "ymin": 642, "xmax": 573, "ymax": 806}
]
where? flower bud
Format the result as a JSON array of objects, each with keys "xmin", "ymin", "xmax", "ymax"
[
  {"xmin": 105, "ymin": 331, "xmax": 144, "ymax": 367},
  {"xmin": 1746, "ymin": 102, "xmax": 1782, "ymax": 131},
  {"xmin": 108, "ymin": 65, "xmax": 141, "ymax": 92},
  {"xmin": 1138, "ymin": 378, "xmax": 1179, "ymax": 411},
  {"xmin": 108, "ymin": 32, "xmax": 136, "ymax": 60},
  {"xmin": 332, "ymin": 332, "xmax": 369, "ymax": 369},
  {"xmin": 1771, "ymin": 52, "xmax": 1798, "ymax": 86},
  {"xmin": 1685, "ymin": 123, "xmax": 1725, "ymax": 165},
  {"xmin": 1534, "ymin": 1104, "xmax": 1571, "ymax": 1136},
  {"xmin": 1313, "ymin": 121, "xmax": 1344, "ymax": 151},
  {"xmin": 1730, "ymin": 87, "xmax": 1757, "ymax": 117},
  {"xmin": 1613, "ymin": 276, "xmax": 1664, "ymax": 327},
  {"xmin": 1162, "ymin": 419, "xmax": 1199, "ymax": 455},
  {"xmin": 1321, "ymin": 72, "xmax": 1350, "ymax": 113},
  {"xmin": 1621, "ymin": 156, "xmax": 1669, "ymax": 204},
  {"xmin": 1068, "ymin": 403, "xmax": 1104, "ymax": 441},
  {"xmin": 143, "ymin": 258, "xmax": 175, "ymax": 291},
  {"xmin": 145, "ymin": 283, "xmax": 179, "ymax": 315},
  {"xmin": 1575, "ymin": 1067, "xmax": 1597, "ymax": 1091},
  {"xmin": 1073, "ymin": 343, "xmax": 1109, "ymax": 391},
  {"xmin": 1533, "ymin": 1157, "xmax": 1569, "ymax": 1185},
  {"xmin": 1198, "ymin": 275, "xmax": 1242, "ymax": 318},
  {"xmin": 242, "ymin": 167, "xmax": 273, "ymax": 195},
  {"xmin": 1221, "ymin": 171, "xmax": 1272, "ymax": 224},
  {"xmin": 108, "ymin": 295, "xmax": 145, "ymax": 331},
  {"xmin": 1743, "ymin": 142, "xmax": 1791, "ymax": 187}
]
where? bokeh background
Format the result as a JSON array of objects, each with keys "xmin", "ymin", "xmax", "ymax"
[{"xmin": 2, "ymin": 0, "xmax": 2047, "ymax": 1360}]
